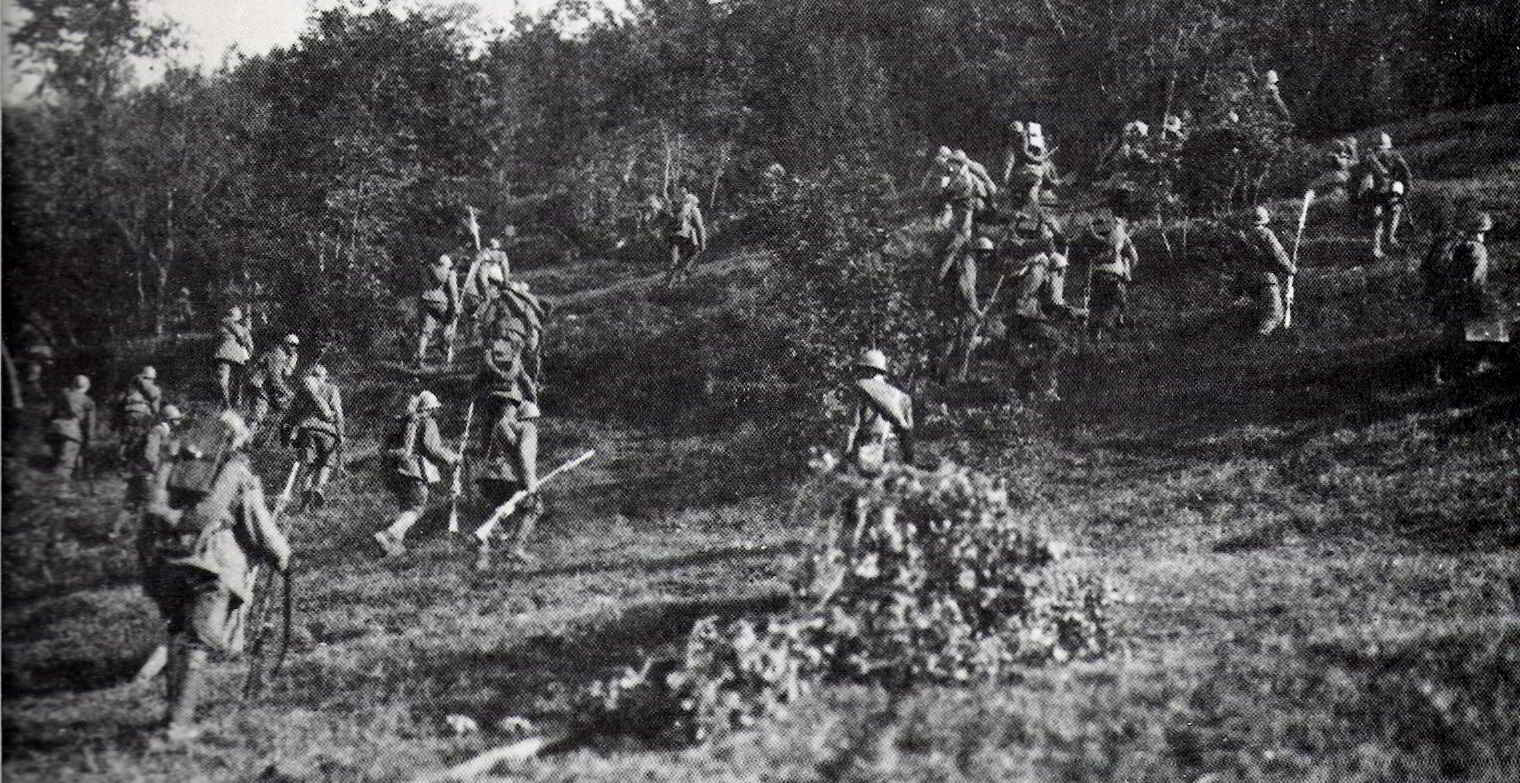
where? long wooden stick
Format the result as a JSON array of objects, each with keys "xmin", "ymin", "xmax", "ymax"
[{"xmin": 1285, "ymin": 190, "xmax": 1314, "ymax": 329}]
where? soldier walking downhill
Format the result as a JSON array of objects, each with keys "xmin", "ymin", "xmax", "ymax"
[
  {"xmin": 140, "ymin": 411, "xmax": 291, "ymax": 742},
  {"xmin": 416, "ymin": 254, "xmax": 461, "ymax": 368},
  {"xmin": 1232, "ymin": 206, "xmax": 1297, "ymax": 338},
  {"xmin": 838, "ymin": 349, "xmax": 915, "ymax": 545},
  {"xmin": 373, "ymin": 390, "xmax": 461, "ymax": 558},
  {"xmin": 473, "ymin": 400, "xmax": 543, "ymax": 571},
  {"xmin": 213, "ymin": 306, "xmax": 254, "ymax": 409},
  {"xmin": 288, "ymin": 364, "xmax": 344, "ymax": 509},
  {"xmin": 247, "ymin": 334, "xmax": 300, "ymax": 443},
  {"xmin": 112, "ymin": 403, "xmax": 185, "ymax": 539}
]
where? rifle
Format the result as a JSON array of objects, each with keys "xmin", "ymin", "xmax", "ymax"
[
  {"xmin": 449, "ymin": 207, "xmax": 486, "ymax": 367},
  {"xmin": 447, "ymin": 400, "xmax": 476, "ymax": 535},
  {"xmin": 472, "ymin": 450, "xmax": 595, "ymax": 544},
  {"xmin": 241, "ymin": 459, "xmax": 303, "ymax": 699},
  {"xmin": 1285, "ymin": 190, "xmax": 1314, "ymax": 329}
]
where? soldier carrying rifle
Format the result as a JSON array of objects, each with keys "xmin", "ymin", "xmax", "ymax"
[{"xmin": 140, "ymin": 411, "xmax": 292, "ymax": 742}]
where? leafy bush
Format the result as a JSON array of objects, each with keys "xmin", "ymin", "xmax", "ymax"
[{"xmin": 580, "ymin": 459, "xmax": 1117, "ymax": 742}]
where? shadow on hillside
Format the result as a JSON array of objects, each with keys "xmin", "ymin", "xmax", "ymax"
[
  {"xmin": 410, "ymin": 591, "xmax": 789, "ymax": 727},
  {"xmin": 1, "ymin": 653, "xmax": 145, "ymax": 699}
]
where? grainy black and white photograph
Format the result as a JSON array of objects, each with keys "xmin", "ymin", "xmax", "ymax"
[{"xmin": 2, "ymin": 0, "xmax": 1517, "ymax": 780}]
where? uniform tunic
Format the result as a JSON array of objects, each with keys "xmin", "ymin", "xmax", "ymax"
[
  {"xmin": 1089, "ymin": 222, "xmax": 1140, "ymax": 333},
  {"xmin": 1237, "ymin": 224, "xmax": 1296, "ymax": 335},
  {"xmin": 844, "ymin": 377, "xmax": 913, "ymax": 475},
  {"xmin": 47, "ymin": 387, "xmax": 96, "ymax": 474},
  {"xmin": 292, "ymin": 376, "xmax": 344, "ymax": 468},
  {"xmin": 140, "ymin": 453, "xmax": 291, "ymax": 653},
  {"xmin": 214, "ymin": 316, "xmax": 253, "ymax": 365},
  {"xmin": 387, "ymin": 412, "xmax": 458, "ymax": 510}
]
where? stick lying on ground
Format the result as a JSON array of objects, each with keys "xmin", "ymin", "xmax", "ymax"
[
  {"xmin": 406, "ymin": 734, "xmax": 565, "ymax": 783},
  {"xmin": 472, "ymin": 450, "xmax": 595, "ymax": 544}
]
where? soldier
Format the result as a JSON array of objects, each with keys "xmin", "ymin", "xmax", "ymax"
[
  {"xmin": 113, "ymin": 403, "xmax": 185, "ymax": 538},
  {"xmin": 15, "ymin": 314, "xmax": 57, "ymax": 399},
  {"xmin": 373, "ymin": 390, "xmax": 461, "ymax": 558},
  {"xmin": 466, "ymin": 238, "xmax": 512, "ymax": 321},
  {"xmin": 1307, "ymin": 136, "xmax": 1358, "ymax": 201},
  {"xmin": 213, "ymin": 305, "xmax": 254, "ymax": 409},
  {"xmin": 935, "ymin": 151, "xmax": 983, "ymax": 279},
  {"xmin": 477, "ymin": 315, "xmax": 536, "ymax": 438},
  {"xmin": 1003, "ymin": 230, "xmax": 1087, "ymax": 402},
  {"xmin": 1356, "ymin": 132, "xmax": 1414, "ymax": 259},
  {"xmin": 1087, "ymin": 215, "xmax": 1141, "ymax": 343},
  {"xmin": 45, "ymin": 374, "xmax": 96, "ymax": 479},
  {"xmin": 486, "ymin": 281, "xmax": 549, "ymax": 401},
  {"xmin": 1232, "ymin": 205, "xmax": 1296, "ymax": 337},
  {"xmin": 1423, "ymin": 212, "xmax": 1495, "ymax": 383},
  {"xmin": 843, "ymin": 349, "xmax": 915, "ymax": 475},
  {"xmin": 1263, "ymin": 69, "xmax": 1292, "ymax": 122},
  {"xmin": 114, "ymin": 365, "xmax": 163, "ymax": 468},
  {"xmin": 662, "ymin": 181, "xmax": 708, "ymax": 286},
  {"xmin": 1002, "ymin": 121, "xmax": 1062, "ymax": 213},
  {"xmin": 247, "ymin": 334, "xmax": 300, "ymax": 441},
  {"xmin": 473, "ymin": 400, "xmax": 543, "ymax": 570},
  {"xmin": 140, "ymin": 410, "xmax": 291, "ymax": 742},
  {"xmin": 1159, "ymin": 114, "xmax": 1186, "ymax": 145},
  {"xmin": 937, "ymin": 235, "xmax": 995, "ymax": 383},
  {"xmin": 289, "ymin": 364, "xmax": 344, "ymax": 509},
  {"xmin": 416, "ymin": 254, "xmax": 461, "ymax": 368}
]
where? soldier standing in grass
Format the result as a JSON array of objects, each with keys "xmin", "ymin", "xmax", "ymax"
[
  {"xmin": 663, "ymin": 181, "xmax": 708, "ymax": 286},
  {"xmin": 46, "ymin": 374, "xmax": 97, "ymax": 479},
  {"xmin": 936, "ymin": 151, "xmax": 981, "ymax": 280},
  {"xmin": 141, "ymin": 410, "xmax": 291, "ymax": 742},
  {"xmin": 289, "ymin": 364, "xmax": 344, "ymax": 509},
  {"xmin": 373, "ymin": 390, "xmax": 460, "ymax": 558},
  {"xmin": 1003, "ymin": 233, "xmax": 1087, "ymax": 403},
  {"xmin": 1087, "ymin": 215, "xmax": 1141, "ymax": 344},
  {"xmin": 1232, "ymin": 205, "xmax": 1296, "ymax": 338},
  {"xmin": 247, "ymin": 334, "xmax": 300, "ymax": 443},
  {"xmin": 113, "ymin": 404, "xmax": 185, "ymax": 539},
  {"xmin": 213, "ymin": 306, "xmax": 254, "ymax": 409},
  {"xmin": 1423, "ymin": 212, "xmax": 1496, "ymax": 384},
  {"xmin": 416, "ymin": 254, "xmax": 460, "ymax": 369},
  {"xmin": 473, "ymin": 400, "xmax": 543, "ymax": 571}
]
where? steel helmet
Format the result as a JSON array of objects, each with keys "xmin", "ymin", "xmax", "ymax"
[
  {"xmin": 138, "ymin": 365, "xmax": 157, "ymax": 380},
  {"xmin": 1464, "ymin": 212, "xmax": 1493, "ymax": 233},
  {"xmin": 1377, "ymin": 132, "xmax": 1393, "ymax": 150},
  {"xmin": 1125, "ymin": 120, "xmax": 1149, "ymax": 137},
  {"xmin": 1163, "ymin": 115, "xmax": 1183, "ymax": 132},
  {"xmin": 161, "ymin": 404, "xmax": 184, "ymax": 421},
  {"xmin": 1265, "ymin": 69, "xmax": 1280, "ymax": 85},
  {"xmin": 854, "ymin": 349, "xmax": 889, "ymax": 374},
  {"xmin": 1391, "ymin": 181, "xmax": 1406, "ymax": 195},
  {"xmin": 1249, "ymin": 205, "xmax": 1271, "ymax": 226},
  {"xmin": 518, "ymin": 401, "xmax": 541, "ymax": 420},
  {"xmin": 973, "ymin": 236, "xmax": 996, "ymax": 252},
  {"xmin": 413, "ymin": 390, "xmax": 442, "ymax": 413},
  {"xmin": 435, "ymin": 253, "xmax": 452, "ymax": 267},
  {"xmin": 284, "ymin": 333, "xmax": 300, "ymax": 346},
  {"xmin": 935, "ymin": 145, "xmax": 951, "ymax": 159}
]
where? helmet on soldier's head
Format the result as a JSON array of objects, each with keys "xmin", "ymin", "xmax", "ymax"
[
  {"xmin": 161, "ymin": 404, "xmax": 184, "ymax": 421},
  {"xmin": 138, "ymin": 365, "xmax": 157, "ymax": 380},
  {"xmin": 1125, "ymin": 120, "xmax": 1149, "ymax": 137},
  {"xmin": 1377, "ymin": 132, "xmax": 1393, "ymax": 150},
  {"xmin": 973, "ymin": 236, "xmax": 996, "ymax": 252},
  {"xmin": 1163, "ymin": 115, "xmax": 1183, "ymax": 133},
  {"xmin": 1249, "ymin": 205, "xmax": 1271, "ymax": 226},
  {"xmin": 1009, "ymin": 120, "xmax": 1025, "ymax": 135},
  {"xmin": 935, "ymin": 145, "xmax": 951, "ymax": 160},
  {"xmin": 284, "ymin": 333, "xmax": 300, "ymax": 346},
  {"xmin": 1265, "ymin": 69, "xmax": 1280, "ymax": 85},
  {"xmin": 1464, "ymin": 212, "xmax": 1493, "ymax": 234},
  {"xmin": 854, "ymin": 349, "xmax": 889, "ymax": 374},
  {"xmin": 413, "ymin": 390, "xmax": 442, "ymax": 413},
  {"xmin": 1027, "ymin": 123, "xmax": 1045, "ymax": 146},
  {"xmin": 435, "ymin": 254, "xmax": 452, "ymax": 267},
  {"xmin": 74, "ymin": 374, "xmax": 91, "ymax": 391},
  {"xmin": 518, "ymin": 401, "xmax": 541, "ymax": 420}
]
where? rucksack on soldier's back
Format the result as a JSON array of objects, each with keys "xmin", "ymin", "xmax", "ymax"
[{"xmin": 163, "ymin": 418, "xmax": 245, "ymax": 534}]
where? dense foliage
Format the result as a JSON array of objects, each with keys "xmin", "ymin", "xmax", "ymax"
[
  {"xmin": 583, "ymin": 459, "xmax": 1116, "ymax": 742},
  {"xmin": 6, "ymin": 0, "xmax": 1516, "ymax": 353}
]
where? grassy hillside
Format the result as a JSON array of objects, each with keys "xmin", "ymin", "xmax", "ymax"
[{"xmin": 4, "ymin": 106, "xmax": 1517, "ymax": 783}]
